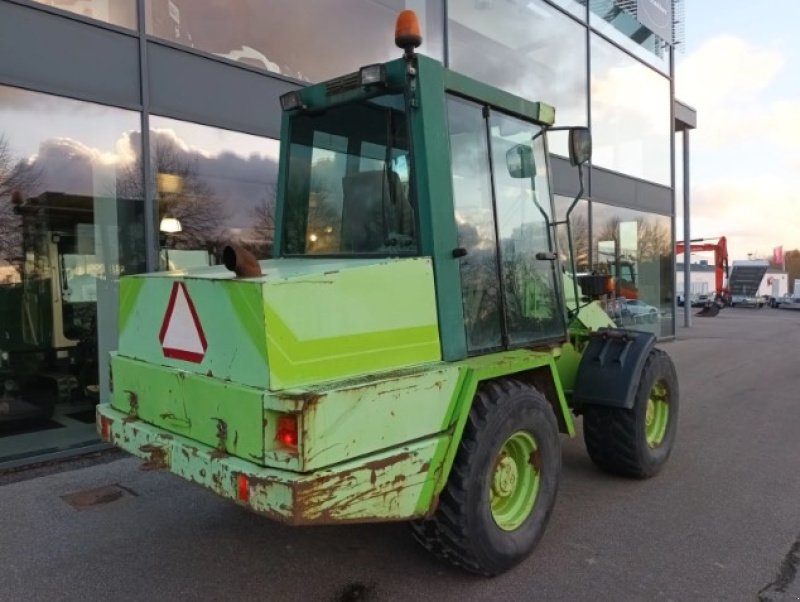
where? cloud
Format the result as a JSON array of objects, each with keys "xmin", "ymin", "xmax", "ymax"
[
  {"xmin": 676, "ymin": 35, "xmax": 800, "ymax": 153},
  {"xmin": 20, "ymin": 129, "xmax": 277, "ymax": 225},
  {"xmin": 677, "ymin": 35, "xmax": 784, "ymax": 104},
  {"xmin": 680, "ymin": 177, "xmax": 800, "ymax": 258}
]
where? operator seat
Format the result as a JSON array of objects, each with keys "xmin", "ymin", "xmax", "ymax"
[{"xmin": 340, "ymin": 169, "xmax": 414, "ymax": 252}]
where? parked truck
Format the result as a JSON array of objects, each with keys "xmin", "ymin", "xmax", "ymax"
[{"xmin": 97, "ymin": 11, "xmax": 679, "ymax": 576}]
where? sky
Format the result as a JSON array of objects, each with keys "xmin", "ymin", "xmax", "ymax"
[{"xmin": 676, "ymin": 0, "xmax": 800, "ymax": 261}]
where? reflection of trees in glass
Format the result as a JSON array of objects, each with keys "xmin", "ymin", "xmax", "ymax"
[
  {"xmin": 594, "ymin": 216, "xmax": 671, "ymax": 265},
  {"xmin": 0, "ymin": 134, "xmax": 41, "ymax": 271},
  {"xmin": 283, "ymin": 155, "xmax": 342, "ymax": 254},
  {"xmin": 116, "ymin": 132, "xmax": 227, "ymax": 255},
  {"xmin": 248, "ymin": 188, "xmax": 276, "ymax": 257},
  {"xmin": 556, "ymin": 212, "xmax": 589, "ymax": 272},
  {"xmin": 154, "ymin": 137, "xmax": 227, "ymax": 251},
  {"xmin": 593, "ymin": 214, "xmax": 672, "ymax": 305}
]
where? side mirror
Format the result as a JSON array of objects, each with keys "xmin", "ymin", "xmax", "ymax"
[
  {"xmin": 506, "ymin": 144, "xmax": 535, "ymax": 179},
  {"xmin": 568, "ymin": 127, "xmax": 592, "ymax": 166}
]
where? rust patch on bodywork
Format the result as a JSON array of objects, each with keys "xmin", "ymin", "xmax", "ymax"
[
  {"xmin": 275, "ymin": 391, "xmax": 322, "ymax": 413},
  {"xmin": 289, "ymin": 450, "xmax": 416, "ymax": 524},
  {"xmin": 139, "ymin": 444, "xmax": 168, "ymax": 471},
  {"xmin": 212, "ymin": 417, "xmax": 228, "ymax": 455},
  {"xmin": 123, "ymin": 390, "xmax": 139, "ymax": 422}
]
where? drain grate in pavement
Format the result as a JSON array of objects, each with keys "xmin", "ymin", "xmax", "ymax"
[{"xmin": 61, "ymin": 484, "xmax": 136, "ymax": 510}]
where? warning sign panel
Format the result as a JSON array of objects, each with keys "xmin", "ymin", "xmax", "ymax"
[{"xmin": 159, "ymin": 282, "xmax": 208, "ymax": 363}]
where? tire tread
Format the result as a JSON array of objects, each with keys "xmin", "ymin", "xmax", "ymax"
[
  {"xmin": 583, "ymin": 348, "xmax": 677, "ymax": 478},
  {"xmin": 410, "ymin": 379, "xmax": 554, "ymax": 575}
]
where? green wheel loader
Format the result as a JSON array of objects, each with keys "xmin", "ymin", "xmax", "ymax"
[{"xmin": 98, "ymin": 11, "xmax": 679, "ymax": 576}]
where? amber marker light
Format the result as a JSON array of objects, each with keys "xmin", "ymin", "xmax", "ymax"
[{"xmin": 395, "ymin": 9, "xmax": 422, "ymax": 54}]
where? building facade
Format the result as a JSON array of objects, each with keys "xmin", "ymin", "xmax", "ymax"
[{"xmin": 0, "ymin": 0, "xmax": 687, "ymax": 466}]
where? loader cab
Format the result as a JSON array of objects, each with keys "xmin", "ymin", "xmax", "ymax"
[
  {"xmin": 273, "ymin": 53, "xmax": 583, "ymax": 360},
  {"xmin": 0, "ymin": 192, "xmax": 100, "ymax": 419}
]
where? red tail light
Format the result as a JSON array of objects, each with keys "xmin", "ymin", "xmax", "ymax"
[
  {"xmin": 237, "ymin": 474, "xmax": 250, "ymax": 503},
  {"xmin": 100, "ymin": 415, "xmax": 112, "ymax": 441},
  {"xmin": 276, "ymin": 415, "xmax": 298, "ymax": 449}
]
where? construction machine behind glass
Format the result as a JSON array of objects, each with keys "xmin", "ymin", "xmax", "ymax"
[
  {"xmin": 98, "ymin": 12, "xmax": 679, "ymax": 576},
  {"xmin": 1, "ymin": 193, "xmax": 106, "ymax": 424}
]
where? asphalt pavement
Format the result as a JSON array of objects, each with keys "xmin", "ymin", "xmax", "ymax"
[{"xmin": 2, "ymin": 306, "xmax": 799, "ymax": 602}]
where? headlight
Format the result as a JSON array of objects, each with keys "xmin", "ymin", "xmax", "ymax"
[
  {"xmin": 279, "ymin": 90, "xmax": 305, "ymax": 112},
  {"xmin": 359, "ymin": 64, "xmax": 386, "ymax": 86}
]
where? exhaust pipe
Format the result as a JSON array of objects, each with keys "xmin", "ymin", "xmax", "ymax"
[{"xmin": 222, "ymin": 244, "xmax": 262, "ymax": 278}]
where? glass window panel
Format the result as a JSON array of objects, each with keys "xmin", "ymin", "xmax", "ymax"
[
  {"xmin": 589, "ymin": 0, "xmax": 669, "ymax": 72},
  {"xmin": 591, "ymin": 201, "xmax": 673, "ymax": 337},
  {"xmin": 149, "ymin": 116, "xmax": 280, "ymax": 267},
  {"xmin": 281, "ymin": 96, "xmax": 416, "ymax": 256},
  {"xmin": 0, "ymin": 85, "xmax": 144, "ymax": 461},
  {"xmin": 446, "ymin": 95, "xmax": 502, "ymax": 353},
  {"xmin": 550, "ymin": 0, "xmax": 588, "ymax": 21},
  {"xmin": 490, "ymin": 111, "xmax": 564, "ymax": 344},
  {"xmin": 32, "ymin": 0, "xmax": 137, "ymax": 29},
  {"xmin": 554, "ymin": 195, "xmax": 589, "ymax": 272},
  {"xmin": 590, "ymin": 33, "xmax": 670, "ymax": 185},
  {"xmin": 448, "ymin": 0, "xmax": 587, "ymax": 156},
  {"xmin": 145, "ymin": 0, "xmax": 443, "ymax": 82}
]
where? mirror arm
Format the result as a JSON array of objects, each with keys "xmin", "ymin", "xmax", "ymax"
[{"xmin": 565, "ymin": 162, "xmax": 585, "ymax": 317}]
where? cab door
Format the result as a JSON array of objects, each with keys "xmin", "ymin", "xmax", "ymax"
[{"xmin": 446, "ymin": 95, "xmax": 565, "ymax": 354}]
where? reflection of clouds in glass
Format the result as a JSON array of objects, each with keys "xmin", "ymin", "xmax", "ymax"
[
  {"xmin": 455, "ymin": 210, "xmax": 496, "ymax": 250},
  {"xmin": 145, "ymin": 0, "xmax": 443, "ymax": 82},
  {"xmin": 150, "ymin": 118, "xmax": 280, "ymax": 162},
  {"xmin": 590, "ymin": 35, "xmax": 670, "ymax": 184},
  {"xmin": 0, "ymin": 85, "xmax": 124, "ymax": 118},
  {"xmin": 29, "ymin": 0, "xmax": 137, "ymax": 29},
  {"xmin": 31, "ymin": 135, "xmax": 138, "ymax": 167},
  {"xmin": 592, "ymin": 65, "xmax": 668, "ymax": 133},
  {"xmin": 0, "ymin": 85, "xmax": 141, "ymax": 159},
  {"xmin": 449, "ymin": 0, "xmax": 587, "ymax": 156},
  {"xmin": 150, "ymin": 117, "xmax": 279, "ymax": 240}
]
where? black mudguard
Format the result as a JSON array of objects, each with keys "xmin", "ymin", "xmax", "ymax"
[{"xmin": 573, "ymin": 328, "xmax": 656, "ymax": 409}]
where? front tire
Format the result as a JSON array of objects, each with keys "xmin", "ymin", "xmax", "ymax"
[
  {"xmin": 411, "ymin": 379, "xmax": 561, "ymax": 576},
  {"xmin": 583, "ymin": 348, "xmax": 678, "ymax": 478}
]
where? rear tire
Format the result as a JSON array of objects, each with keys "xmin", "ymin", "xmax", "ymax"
[
  {"xmin": 583, "ymin": 348, "xmax": 678, "ymax": 478},
  {"xmin": 410, "ymin": 379, "xmax": 561, "ymax": 576}
]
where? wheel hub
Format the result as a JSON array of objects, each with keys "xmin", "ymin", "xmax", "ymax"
[
  {"xmin": 492, "ymin": 454, "xmax": 518, "ymax": 498},
  {"xmin": 645, "ymin": 381, "xmax": 670, "ymax": 447},
  {"xmin": 489, "ymin": 431, "xmax": 540, "ymax": 531}
]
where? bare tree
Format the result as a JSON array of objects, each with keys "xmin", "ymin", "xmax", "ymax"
[
  {"xmin": 557, "ymin": 212, "xmax": 589, "ymax": 272},
  {"xmin": 282, "ymin": 157, "xmax": 341, "ymax": 254},
  {"xmin": 0, "ymin": 134, "xmax": 41, "ymax": 265},
  {"xmin": 786, "ymin": 249, "xmax": 800, "ymax": 295},
  {"xmin": 115, "ymin": 132, "xmax": 227, "ymax": 252},
  {"xmin": 245, "ymin": 188, "xmax": 277, "ymax": 258}
]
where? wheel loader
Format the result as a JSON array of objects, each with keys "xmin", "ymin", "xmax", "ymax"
[{"xmin": 97, "ymin": 11, "xmax": 679, "ymax": 576}]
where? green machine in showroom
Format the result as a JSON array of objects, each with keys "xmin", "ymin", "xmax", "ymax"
[{"xmin": 98, "ymin": 11, "xmax": 679, "ymax": 576}]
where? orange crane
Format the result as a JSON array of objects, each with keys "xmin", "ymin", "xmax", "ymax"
[{"xmin": 676, "ymin": 236, "xmax": 730, "ymax": 310}]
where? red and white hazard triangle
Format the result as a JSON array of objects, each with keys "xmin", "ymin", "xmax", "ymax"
[{"xmin": 159, "ymin": 282, "xmax": 208, "ymax": 363}]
